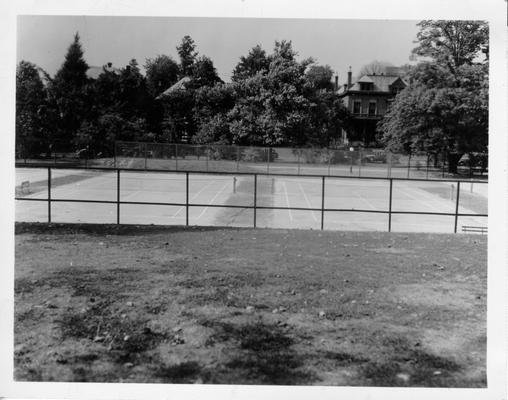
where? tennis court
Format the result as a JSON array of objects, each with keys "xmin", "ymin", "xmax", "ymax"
[{"xmin": 15, "ymin": 167, "xmax": 487, "ymax": 233}]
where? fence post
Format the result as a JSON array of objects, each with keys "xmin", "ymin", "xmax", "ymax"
[
  {"xmin": 116, "ymin": 169, "xmax": 120, "ymax": 224},
  {"xmin": 297, "ymin": 151, "xmax": 301, "ymax": 175},
  {"xmin": 144, "ymin": 143, "xmax": 148, "ymax": 170},
  {"xmin": 114, "ymin": 142, "xmax": 117, "ymax": 168},
  {"xmin": 321, "ymin": 176, "xmax": 325, "ymax": 230},
  {"xmin": 48, "ymin": 167, "xmax": 51, "ymax": 223},
  {"xmin": 236, "ymin": 146, "xmax": 240, "ymax": 172},
  {"xmin": 267, "ymin": 148, "xmax": 270, "ymax": 174},
  {"xmin": 206, "ymin": 145, "xmax": 209, "ymax": 172},
  {"xmin": 175, "ymin": 144, "xmax": 179, "ymax": 171},
  {"xmin": 327, "ymin": 151, "xmax": 331, "ymax": 176},
  {"xmin": 358, "ymin": 150, "xmax": 362, "ymax": 177},
  {"xmin": 454, "ymin": 181, "xmax": 461, "ymax": 233},
  {"xmin": 442, "ymin": 150, "xmax": 446, "ymax": 178},
  {"xmin": 186, "ymin": 172, "xmax": 189, "ymax": 226},
  {"xmin": 253, "ymin": 174, "xmax": 257, "ymax": 228},
  {"xmin": 407, "ymin": 153, "xmax": 411, "ymax": 179},
  {"xmin": 387, "ymin": 153, "xmax": 391, "ymax": 178},
  {"xmin": 426, "ymin": 153, "xmax": 430, "ymax": 179},
  {"xmin": 388, "ymin": 178, "xmax": 393, "ymax": 232}
]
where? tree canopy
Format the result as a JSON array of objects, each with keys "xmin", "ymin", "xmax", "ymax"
[{"xmin": 379, "ymin": 20, "xmax": 488, "ymax": 171}]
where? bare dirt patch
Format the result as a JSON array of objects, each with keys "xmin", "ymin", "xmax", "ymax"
[{"xmin": 14, "ymin": 222, "xmax": 487, "ymax": 386}]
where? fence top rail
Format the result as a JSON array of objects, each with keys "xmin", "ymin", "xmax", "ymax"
[{"xmin": 14, "ymin": 164, "xmax": 489, "ymax": 184}]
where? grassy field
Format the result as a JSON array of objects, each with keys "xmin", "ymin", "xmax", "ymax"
[{"xmin": 14, "ymin": 223, "xmax": 487, "ymax": 386}]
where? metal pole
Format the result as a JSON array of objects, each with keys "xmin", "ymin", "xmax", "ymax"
[
  {"xmin": 297, "ymin": 152, "xmax": 301, "ymax": 175},
  {"xmin": 233, "ymin": 177, "xmax": 237, "ymax": 194},
  {"xmin": 426, "ymin": 153, "xmax": 430, "ymax": 179},
  {"xmin": 206, "ymin": 145, "xmax": 209, "ymax": 172},
  {"xmin": 358, "ymin": 150, "xmax": 362, "ymax": 177},
  {"xmin": 442, "ymin": 150, "xmax": 446, "ymax": 178},
  {"xmin": 327, "ymin": 151, "xmax": 331, "ymax": 176},
  {"xmin": 186, "ymin": 172, "xmax": 189, "ymax": 226},
  {"xmin": 175, "ymin": 144, "xmax": 179, "ymax": 171},
  {"xmin": 114, "ymin": 142, "xmax": 117, "ymax": 168},
  {"xmin": 388, "ymin": 178, "xmax": 393, "ymax": 232},
  {"xmin": 48, "ymin": 167, "xmax": 51, "ymax": 223},
  {"xmin": 144, "ymin": 143, "xmax": 148, "ymax": 170},
  {"xmin": 454, "ymin": 181, "xmax": 461, "ymax": 233},
  {"xmin": 236, "ymin": 146, "xmax": 240, "ymax": 172},
  {"xmin": 116, "ymin": 169, "xmax": 120, "ymax": 224},
  {"xmin": 253, "ymin": 174, "xmax": 257, "ymax": 228},
  {"xmin": 321, "ymin": 176, "xmax": 325, "ymax": 230},
  {"xmin": 407, "ymin": 153, "xmax": 411, "ymax": 179},
  {"xmin": 267, "ymin": 148, "xmax": 270, "ymax": 174}
]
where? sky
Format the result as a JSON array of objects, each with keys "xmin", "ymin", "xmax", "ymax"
[{"xmin": 17, "ymin": 16, "xmax": 420, "ymax": 83}]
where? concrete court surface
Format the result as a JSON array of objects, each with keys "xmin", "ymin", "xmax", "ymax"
[{"xmin": 15, "ymin": 168, "xmax": 487, "ymax": 233}]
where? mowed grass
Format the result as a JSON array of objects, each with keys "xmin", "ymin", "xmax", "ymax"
[{"xmin": 14, "ymin": 223, "xmax": 487, "ymax": 386}]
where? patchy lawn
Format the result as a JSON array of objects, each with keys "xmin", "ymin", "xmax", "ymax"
[{"xmin": 14, "ymin": 223, "xmax": 487, "ymax": 386}]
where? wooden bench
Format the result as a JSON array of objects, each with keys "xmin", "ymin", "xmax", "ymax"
[{"xmin": 462, "ymin": 225, "xmax": 487, "ymax": 234}]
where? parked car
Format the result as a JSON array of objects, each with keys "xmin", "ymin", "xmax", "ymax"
[
  {"xmin": 456, "ymin": 153, "xmax": 488, "ymax": 175},
  {"xmin": 362, "ymin": 151, "xmax": 387, "ymax": 164}
]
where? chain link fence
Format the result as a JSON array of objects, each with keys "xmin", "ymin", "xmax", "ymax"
[{"xmin": 15, "ymin": 140, "xmax": 488, "ymax": 180}]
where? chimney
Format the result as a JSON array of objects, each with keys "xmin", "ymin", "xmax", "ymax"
[
  {"xmin": 334, "ymin": 75, "xmax": 338, "ymax": 91},
  {"xmin": 347, "ymin": 66, "xmax": 352, "ymax": 88}
]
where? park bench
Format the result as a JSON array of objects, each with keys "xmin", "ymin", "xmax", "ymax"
[{"xmin": 461, "ymin": 225, "xmax": 487, "ymax": 234}]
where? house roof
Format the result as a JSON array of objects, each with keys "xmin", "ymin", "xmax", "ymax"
[
  {"xmin": 156, "ymin": 76, "xmax": 192, "ymax": 99},
  {"xmin": 347, "ymin": 74, "xmax": 406, "ymax": 93}
]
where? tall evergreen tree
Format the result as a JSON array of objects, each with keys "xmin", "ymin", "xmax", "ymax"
[
  {"xmin": 50, "ymin": 33, "xmax": 90, "ymax": 150},
  {"xmin": 177, "ymin": 35, "xmax": 198, "ymax": 77}
]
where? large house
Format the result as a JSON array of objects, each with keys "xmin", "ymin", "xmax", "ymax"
[{"xmin": 338, "ymin": 67, "xmax": 407, "ymax": 147}]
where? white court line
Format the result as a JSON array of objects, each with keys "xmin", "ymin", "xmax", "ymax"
[
  {"xmin": 352, "ymin": 190, "xmax": 377, "ymax": 210},
  {"xmin": 196, "ymin": 181, "xmax": 231, "ymax": 220},
  {"xmin": 297, "ymin": 182, "xmax": 318, "ymax": 222},
  {"xmin": 173, "ymin": 179, "xmax": 216, "ymax": 217},
  {"xmin": 282, "ymin": 181, "xmax": 294, "ymax": 222},
  {"xmin": 398, "ymin": 188, "xmax": 445, "ymax": 213}
]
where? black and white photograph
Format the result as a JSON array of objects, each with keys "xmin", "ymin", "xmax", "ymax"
[{"xmin": 1, "ymin": 0, "xmax": 506, "ymax": 399}]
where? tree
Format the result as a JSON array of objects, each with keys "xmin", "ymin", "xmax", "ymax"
[
  {"xmin": 358, "ymin": 60, "xmax": 393, "ymax": 77},
  {"xmin": 16, "ymin": 61, "xmax": 50, "ymax": 157},
  {"xmin": 189, "ymin": 56, "xmax": 222, "ymax": 88},
  {"xmin": 50, "ymin": 33, "xmax": 91, "ymax": 151},
  {"xmin": 412, "ymin": 20, "xmax": 488, "ymax": 74},
  {"xmin": 231, "ymin": 45, "xmax": 270, "ymax": 81},
  {"xmin": 379, "ymin": 20, "xmax": 488, "ymax": 172},
  {"xmin": 177, "ymin": 35, "xmax": 198, "ymax": 77},
  {"xmin": 144, "ymin": 55, "xmax": 179, "ymax": 97},
  {"xmin": 305, "ymin": 64, "xmax": 334, "ymax": 91}
]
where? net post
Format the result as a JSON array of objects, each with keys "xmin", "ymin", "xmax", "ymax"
[
  {"xmin": 388, "ymin": 178, "xmax": 393, "ymax": 232},
  {"xmin": 233, "ymin": 177, "xmax": 237, "ymax": 194},
  {"xmin": 186, "ymin": 172, "xmax": 189, "ymax": 226},
  {"xmin": 116, "ymin": 169, "xmax": 121, "ymax": 224},
  {"xmin": 321, "ymin": 176, "xmax": 325, "ymax": 230},
  {"xmin": 454, "ymin": 181, "xmax": 461, "ymax": 233},
  {"xmin": 47, "ymin": 167, "xmax": 51, "ymax": 224},
  {"xmin": 254, "ymin": 174, "xmax": 257, "ymax": 228}
]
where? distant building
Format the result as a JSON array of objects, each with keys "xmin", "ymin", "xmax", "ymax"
[
  {"xmin": 338, "ymin": 67, "xmax": 406, "ymax": 147},
  {"xmin": 86, "ymin": 63, "xmax": 121, "ymax": 80}
]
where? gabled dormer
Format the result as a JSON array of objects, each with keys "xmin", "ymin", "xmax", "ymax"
[
  {"xmin": 388, "ymin": 77, "xmax": 406, "ymax": 94},
  {"xmin": 357, "ymin": 75, "xmax": 374, "ymax": 91}
]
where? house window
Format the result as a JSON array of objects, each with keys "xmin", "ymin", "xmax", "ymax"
[
  {"xmin": 360, "ymin": 83, "xmax": 372, "ymax": 91},
  {"xmin": 353, "ymin": 101, "xmax": 362, "ymax": 114},
  {"xmin": 368, "ymin": 101, "xmax": 377, "ymax": 116}
]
